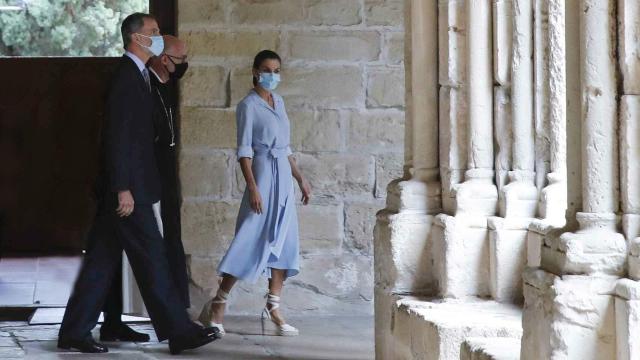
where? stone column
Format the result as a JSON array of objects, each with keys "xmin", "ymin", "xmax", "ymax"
[
  {"xmin": 539, "ymin": 0, "xmax": 626, "ymax": 276},
  {"xmin": 620, "ymin": 96, "xmax": 640, "ymax": 278},
  {"xmin": 533, "ymin": 0, "xmax": 550, "ymax": 194},
  {"xmin": 537, "ymin": 0, "xmax": 567, "ymax": 223},
  {"xmin": 374, "ymin": 0, "xmax": 440, "ymax": 356},
  {"xmin": 376, "ymin": 0, "xmax": 440, "ymax": 292},
  {"xmin": 454, "ymin": 0, "xmax": 498, "ymax": 216},
  {"xmin": 439, "ymin": 0, "xmax": 467, "ymax": 215},
  {"xmin": 432, "ymin": 0, "xmax": 495, "ymax": 299},
  {"xmin": 500, "ymin": 0, "xmax": 537, "ymax": 218},
  {"xmin": 526, "ymin": 0, "xmax": 567, "ymax": 269},
  {"xmin": 533, "ymin": 0, "xmax": 629, "ymax": 302},
  {"xmin": 386, "ymin": 0, "xmax": 441, "ymax": 215},
  {"xmin": 522, "ymin": 2, "xmax": 626, "ymax": 358},
  {"xmin": 407, "ymin": 0, "xmax": 440, "ymax": 199},
  {"xmin": 619, "ymin": 0, "xmax": 640, "ymax": 280},
  {"xmin": 617, "ymin": 5, "xmax": 640, "ymax": 356},
  {"xmin": 487, "ymin": 0, "xmax": 531, "ymax": 303},
  {"xmin": 492, "ymin": 0, "xmax": 512, "ymax": 191}
]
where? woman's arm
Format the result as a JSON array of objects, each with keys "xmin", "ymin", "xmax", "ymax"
[
  {"xmin": 240, "ymin": 157, "xmax": 263, "ymax": 214},
  {"xmin": 288, "ymin": 155, "xmax": 311, "ymax": 205}
]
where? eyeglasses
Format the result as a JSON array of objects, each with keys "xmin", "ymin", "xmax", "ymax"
[{"xmin": 166, "ymin": 54, "xmax": 187, "ymax": 64}]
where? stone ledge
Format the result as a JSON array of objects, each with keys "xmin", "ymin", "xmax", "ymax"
[
  {"xmin": 461, "ymin": 337, "xmax": 521, "ymax": 360},
  {"xmin": 378, "ymin": 293, "xmax": 522, "ymax": 360},
  {"xmin": 521, "ymin": 269, "xmax": 619, "ymax": 360},
  {"xmin": 615, "ymin": 278, "xmax": 640, "ymax": 360}
]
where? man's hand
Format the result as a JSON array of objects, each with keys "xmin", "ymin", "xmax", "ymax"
[{"xmin": 117, "ymin": 190, "xmax": 135, "ymax": 217}]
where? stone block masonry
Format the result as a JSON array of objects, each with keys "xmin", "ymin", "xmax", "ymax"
[{"xmin": 177, "ymin": 0, "xmax": 405, "ymax": 316}]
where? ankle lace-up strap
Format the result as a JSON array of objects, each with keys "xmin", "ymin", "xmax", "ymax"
[
  {"xmin": 265, "ymin": 293, "xmax": 281, "ymax": 310},
  {"xmin": 213, "ymin": 288, "xmax": 229, "ymax": 304}
]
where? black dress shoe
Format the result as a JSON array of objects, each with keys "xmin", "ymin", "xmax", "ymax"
[
  {"xmin": 169, "ymin": 328, "xmax": 218, "ymax": 355},
  {"xmin": 202, "ymin": 326, "xmax": 222, "ymax": 339},
  {"xmin": 58, "ymin": 337, "xmax": 108, "ymax": 353},
  {"xmin": 100, "ymin": 323, "xmax": 151, "ymax": 342}
]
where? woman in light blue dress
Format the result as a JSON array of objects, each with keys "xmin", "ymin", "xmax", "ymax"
[{"xmin": 198, "ymin": 50, "xmax": 311, "ymax": 337}]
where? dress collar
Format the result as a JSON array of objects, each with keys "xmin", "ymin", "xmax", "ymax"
[{"xmin": 250, "ymin": 89, "xmax": 279, "ymax": 114}]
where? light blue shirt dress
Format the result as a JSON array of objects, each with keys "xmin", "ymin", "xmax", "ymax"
[{"xmin": 217, "ymin": 90, "xmax": 300, "ymax": 283}]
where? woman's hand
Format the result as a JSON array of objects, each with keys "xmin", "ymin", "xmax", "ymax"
[
  {"xmin": 298, "ymin": 178, "xmax": 311, "ymax": 205},
  {"xmin": 239, "ymin": 157, "xmax": 261, "ymax": 214},
  {"xmin": 288, "ymin": 155, "xmax": 311, "ymax": 205},
  {"xmin": 249, "ymin": 188, "xmax": 263, "ymax": 214}
]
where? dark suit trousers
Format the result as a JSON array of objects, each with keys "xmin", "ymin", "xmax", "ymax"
[
  {"xmin": 102, "ymin": 195, "xmax": 189, "ymax": 321},
  {"xmin": 80, "ymin": 208, "xmax": 123, "ymax": 326},
  {"xmin": 158, "ymin": 146, "xmax": 189, "ymax": 307},
  {"xmin": 161, "ymin": 197, "xmax": 190, "ymax": 307},
  {"xmin": 59, "ymin": 200, "xmax": 195, "ymax": 342}
]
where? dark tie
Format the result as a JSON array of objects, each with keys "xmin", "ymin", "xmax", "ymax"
[{"xmin": 142, "ymin": 68, "xmax": 151, "ymax": 92}]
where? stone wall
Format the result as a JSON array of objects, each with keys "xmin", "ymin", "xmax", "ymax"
[{"xmin": 177, "ymin": 0, "xmax": 405, "ymax": 315}]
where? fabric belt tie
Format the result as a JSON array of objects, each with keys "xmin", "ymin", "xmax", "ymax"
[{"xmin": 253, "ymin": 145, "xmax": 290, "ymax": 208}]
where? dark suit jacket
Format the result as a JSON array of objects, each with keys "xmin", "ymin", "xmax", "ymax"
[
  {"xmin": 149, "ymin": 72, "xmax": 189, "ymax": 306},
  {"xmin": 104, "ymin": 55, "xmax": 161, "ymax": 205}
]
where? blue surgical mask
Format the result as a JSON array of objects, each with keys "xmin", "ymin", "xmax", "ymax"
[
  {"xmin": 258, "ymin": 72, "xmax": 281, "ymax": 91},
  {"xmin": 136, "ymin": 33, "xmax": 164, "ymax": 56}
]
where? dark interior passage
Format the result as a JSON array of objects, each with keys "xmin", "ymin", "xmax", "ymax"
[{"xmin": 0, "ymin": 58, "xmax": 120, "ymax": 253}]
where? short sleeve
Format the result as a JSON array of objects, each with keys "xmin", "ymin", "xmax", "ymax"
[
  {"xmin": 286, "ymin": 146, "xmax": 293, "ymax": 156},
  {"xmin": 236, "ymin": 102, "xmax": 254, "ymax": 159}
]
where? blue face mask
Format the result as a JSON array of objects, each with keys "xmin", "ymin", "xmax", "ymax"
[
  {"xmin": 136, "ymin": 33, "xmax": 164, "ymax": 56},
  {"xmin": 258, "ymin": 72, "xmax": 281, "ymax": 91}
]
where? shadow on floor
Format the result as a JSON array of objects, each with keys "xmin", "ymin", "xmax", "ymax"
[{"xmin": 0, "ymin": 315, "xmax": 374, "ymax": 360}]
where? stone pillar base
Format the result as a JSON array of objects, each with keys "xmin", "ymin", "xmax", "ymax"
[
  {"xmin": 538, "ymin": 172, "xmax": 567, "ymax": 220},
  {"xmin": 623, "ymin": 215, "xmax": 640, "ymax": 280},
  {"xmin": 374, "ymin": 210, "xmax": 435, "ymax": 294},
  {"xmin": 488, "ymin": 217, "xmax": 530, "ymax": 303},
  {"xmin": 541, "ymin": 212, "xmax": 627, "ymax": 276},
  {"xmin": 386, "ymin": 178, "xmax": 442, "ymax": 214},
  {"xmin": 526, "ymin": 219, "xmax": 565, "ymax": 268},
  {"xmin": 432, "ymin": 214, "xmax": 491, "ymax": 298},
  {"xmin": 454, "ymin": 169, "xmax": 499, "ymax": 216},
  {"xmin": 628, "ymin": 239, "xmax": 640, "ymax": 279},
  {"xmin": 521, "ymin": 268, "xmax": 618, "ymax": 360},
  {"xmin": 623, "ymin": 214, "xmax": 640, "ymax": 242},
  {"xmin": 500, "ymin": 170, "xmax": 538, "ymax": 218}
]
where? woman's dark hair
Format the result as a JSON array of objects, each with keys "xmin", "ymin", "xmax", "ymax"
[{"xmin": 252, "ymin": 50, "xmax": 281, "ymax": 86}]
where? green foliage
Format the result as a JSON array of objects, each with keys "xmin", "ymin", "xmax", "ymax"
[{"xmin": 0, "ymin": 0, "xmax": 148, "ymax": 56}]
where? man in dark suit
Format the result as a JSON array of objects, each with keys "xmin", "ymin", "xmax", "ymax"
[
  {"xmin": 147, "ymin": 35, "xmax": 190, "ymax": 308},
  {"xmin": 96, "ymin": 35, "xmax": 192, "ymax": 329},
  {"xmin": 57, "ymin": 13, "xmax": 218, "ymax": 355},
  {"xmin": 95, "ymin": 36, "xmax": 192, "ymax": 342}
]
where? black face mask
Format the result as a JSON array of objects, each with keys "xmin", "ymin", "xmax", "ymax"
[{"xmin": 169, "ymin": 58, "xmax": 189, "ymax": 80}]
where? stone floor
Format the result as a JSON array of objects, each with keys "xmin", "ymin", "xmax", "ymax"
[
  {"xmin": 0, "ymin": 256, "xmax": 81, "ymax": 307},
  {"xmin": 0, "ymin": 315, "xmax": 373, "ymax": 359}
]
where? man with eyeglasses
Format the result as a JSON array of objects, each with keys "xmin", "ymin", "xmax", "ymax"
[{"xmin": 146, "ymin": 35, "xmax": 190, "ymax": 309}]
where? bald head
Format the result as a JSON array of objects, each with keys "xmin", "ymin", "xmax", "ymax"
[
  {"xmin": 148, "ymin": 35, "xmax": 188, "ymax": 83},
  {"xmin": 162, "ymin": 35, "xmax": 186, "ymax": 58}
]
